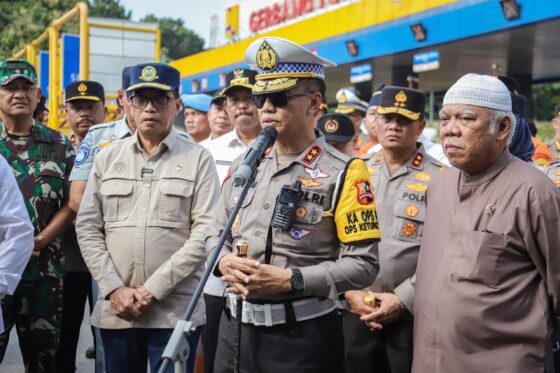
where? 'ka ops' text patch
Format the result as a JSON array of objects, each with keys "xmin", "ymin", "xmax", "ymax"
[{"xmin": 333, "ymin": 158, "xmax": 381, "ymax": 244}]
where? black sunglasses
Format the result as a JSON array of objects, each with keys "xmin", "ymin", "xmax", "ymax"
[{"xmin": 253, "ymin": 91, "xmax": 313, "ymax": 109}]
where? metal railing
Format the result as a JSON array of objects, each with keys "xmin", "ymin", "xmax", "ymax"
[{"xmin": 11, "ymin": 2, "xmax": 161, "ymax": 129}]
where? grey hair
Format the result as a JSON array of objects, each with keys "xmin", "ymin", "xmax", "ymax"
[{"xmin": 488, "ymin": 108, "xmax": 516, "ymax": 145}]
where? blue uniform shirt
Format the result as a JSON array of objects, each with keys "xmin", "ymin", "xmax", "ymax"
[{"xmin": 69, "ymin": 117, "xmax": 133, "ymax": 181}]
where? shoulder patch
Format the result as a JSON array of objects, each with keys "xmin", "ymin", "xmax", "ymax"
[
  {"xmin": 74, "ymin": 138, "xmax": 93, "ymax": 166},
  {"xmin": 333, "ymin": 158, "xmax": 381, "ymax": 244}
]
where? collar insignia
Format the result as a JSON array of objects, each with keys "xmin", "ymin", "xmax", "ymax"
[
  {"xmin": 411, "ymin": 152, "xmax": 424, "ymax": 168},
  {"xmin": 302, "ymin": 145, "xmax": 321, "ymax": 165}
]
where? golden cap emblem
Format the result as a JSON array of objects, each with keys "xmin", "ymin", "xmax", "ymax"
[
  {"xmin": 324, "ymin": 119, "xmax": 339, "ymax": 133},
  {"xmin": 339, "ymin": 92, "xmax": 347, "ymax": 104},
  {"xmin": 77, "ymin": 82, "xmax": 87, "ymax": 95},
  {"xmin": 233, "ymin": 69, "xmax": 244, "ymax": 78},
  {"xmin": 394, "ymin": 90, "xmax": 407, "ymax": 108},
  {"xmin": 256, "ymin": 41, "xmax": 278, "ymax": 71},
  {"xmin": 140, "ymin": 66, "xmax": 158, "ymax": 82}
]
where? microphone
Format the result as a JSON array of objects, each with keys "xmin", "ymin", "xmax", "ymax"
[{"xmin": 233, "ymin": 126, "xmax": 278, "ymax": 186}]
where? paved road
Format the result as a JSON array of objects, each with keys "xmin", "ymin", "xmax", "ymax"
[{"xmin": 3, "ymin": 304, "xmax": 95, "ymax": 372}]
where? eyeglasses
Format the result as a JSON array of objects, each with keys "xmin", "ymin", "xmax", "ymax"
[
  {"xmin": 252, "ymin": 91, "xmax": 314, "ymax": 109},
  {"xmin": 129, "ymin": 95, "xmax": 174, "ymax": 110}
]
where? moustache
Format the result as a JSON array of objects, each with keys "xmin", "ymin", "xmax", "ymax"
[{"xmin": 235, "ymin": 111, "xmax": 252, "ymax": 118}]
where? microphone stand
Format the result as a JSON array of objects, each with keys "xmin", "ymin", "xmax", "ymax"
[{"xmin": 158, "ymin": 168, "xmax": 257, "ymax": 373}]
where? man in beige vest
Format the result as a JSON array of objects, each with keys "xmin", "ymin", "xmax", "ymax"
[{"xmin": 76, "ymin": 62, "xmax": 219, "ymax": 373}]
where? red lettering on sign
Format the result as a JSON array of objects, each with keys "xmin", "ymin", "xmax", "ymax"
[{"xmin": 249, "ymin": 0, "xmax": 341, "ymax": 33}]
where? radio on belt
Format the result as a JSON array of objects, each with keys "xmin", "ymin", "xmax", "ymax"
[{"xmin": 271, "ymin": 180, "xmax": 302, "ymax": 230}]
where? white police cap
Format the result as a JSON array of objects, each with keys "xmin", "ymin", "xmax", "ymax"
[{"xmin": 245, "ymin": 37, "xmax": 336, "ymax": 94}]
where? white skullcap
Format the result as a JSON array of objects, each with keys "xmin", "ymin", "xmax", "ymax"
[{"xmin": 443, "ymin": 73, "xmax": 512, "ymax": 111}]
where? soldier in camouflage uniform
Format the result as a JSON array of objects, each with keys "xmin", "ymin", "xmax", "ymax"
[{"xmin": 0, "ymin": 59, "xmax": 75, "ymax": 372}]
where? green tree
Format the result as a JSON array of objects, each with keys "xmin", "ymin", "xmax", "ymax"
[
  {"xmin": 89, "ymin": 0, "xmax": 130, "ymax": 20},
  {"xmin": 533, "ymin": 83, "xmax": 560, "ymax": 121},
  {"xmin": 142, "ymin": 14, "xmax": 205, "ymax": 61},
  {"xmin": 0, "ymin": 0, "xmax": 131, "ymax": 60},
  {"xmin": 0, "ymin": 1, "xmax": 204, "ymax": 61}
]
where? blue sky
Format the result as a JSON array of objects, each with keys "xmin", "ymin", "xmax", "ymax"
[{"xmin": 119, "ymin": 0, "xmax": 227, "ymax": 46}]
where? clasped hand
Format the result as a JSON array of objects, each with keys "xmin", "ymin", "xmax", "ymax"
[
  {"xmin": 345, "ymin": 290, "xmax": 404, "ymax": 330},
  {"xmin": 218, "ymin": 253, "xmax": 292, "ymax": 299},
  {"xmin": 109, "ymin": 286, "xmax": 154, "ymax": 321}
]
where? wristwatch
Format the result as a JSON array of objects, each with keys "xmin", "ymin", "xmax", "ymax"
[{"xmin": 290, "ymin": 268, "xmax": 305, "ymax": 293}]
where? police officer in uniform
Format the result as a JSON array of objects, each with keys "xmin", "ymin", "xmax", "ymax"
[
  {"xmin": 64, "ymin": 80, "xmax": 107, "ymax": 149},
  {"xmin": 209, "ymin": 37, "xmax": 381, "ymax": 373},
  {"xmin": 343, "ymin": 86, "xmax": 446, "ymax": 373},
  {"xmin": 334, "ymin": 88, "xmax": 368, "ymax": 155},
  {"xmin": 546, "ymin": 161, "xmax": 560, "ymax": 187},
  {"xmin": 69, "ymin": 67, "xmax": 136, "ymax": 214},
  {"xmin": 548, "ymin": 104, "xmax": 560, "ymax": 162},
  {"xmin": 68, "ymin": 67, "xmax": 135, "ymax": 370},
  {"xmin": 57, "ymin": 80, "xmax": 106, "ymax": 372},
  {"xmin": 0, "ymin": 59, "xmax": 75, "ymax": 372},
  {"xmin": 316, "ymin": 113, "xmax": 355, "ymax": 157}
]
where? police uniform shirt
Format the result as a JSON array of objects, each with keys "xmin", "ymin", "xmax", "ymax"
[
  {"xmin": 548, "ymin": 139, "xmax": 560, "ymax": 162},
  {"xmin": 363, "ymin": 144, "xmax": 444, "ymax": 311},
  {"xmin": 76, "ymin": 129, "xmax": 220, "ymax": 328},
  {"xmin": 546, "ymin": 160, "xmax": 560, "ymax": 187},
  {"xmin": 63, "ymin": 131, "xmax": 89, "ymax": 272},
  {"xmin": 207, "ymin": 135, "xmax": 380, "ymax": 302},
  {"xmin": 69, "ymin": 117, "xmax": 132, "ymax": 181}
]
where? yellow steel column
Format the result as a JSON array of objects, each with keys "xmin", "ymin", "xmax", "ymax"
[
  {"xmin": 155, "ymin": 29, "xmax": 161, "ymax": 62},
  {"xmin": 48, "ymin": 26, "xmax": 59, "ymax": 128},
  {"xmin": 78, "ymin": 2, "xmax": 89, "ymax": 80}
]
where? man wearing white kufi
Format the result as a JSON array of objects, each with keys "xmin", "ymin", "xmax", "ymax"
[{"xmin": 412, "ymin": 73, "xmax": 560, "ymax": 372}]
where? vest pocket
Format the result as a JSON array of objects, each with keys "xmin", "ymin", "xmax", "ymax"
[
  {"xmin": 158, "ymin": 179, "xmax": 194, "ymax": 221},
  {"xmin": 99, "ymin": 179, "xmax": 134, "ymax": 222}
]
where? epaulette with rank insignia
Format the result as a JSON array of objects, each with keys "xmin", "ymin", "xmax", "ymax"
[
  {"xmin": 302, "ymin": 145, "xmax": 321, "ymax": 165},
  {"xmin": 410, "ymin": 152, "xmax": 424, "ymax": 169}
]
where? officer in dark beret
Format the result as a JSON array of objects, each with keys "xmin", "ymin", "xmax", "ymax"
[{"xmin": 317, "ymin": 113, "xmax": 355, "ymax": 156}]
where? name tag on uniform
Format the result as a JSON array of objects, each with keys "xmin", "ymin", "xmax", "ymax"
[{"xmin": 216, "ymin": 160, "xmax": 232, "ymax": 166}]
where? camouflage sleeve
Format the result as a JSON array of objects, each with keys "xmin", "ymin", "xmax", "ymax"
[{"xmin": 69, "ymin": 130, "xmax": 96, "ymax": 182}]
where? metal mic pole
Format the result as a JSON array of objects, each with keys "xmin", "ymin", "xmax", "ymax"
[
  {"xmin": 158, "ymin": 169, "xmax": 258, "ymax": 373},
  {"xmin": 233, "ymin": 239, "xmax": 248, "ymax": 373}
]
